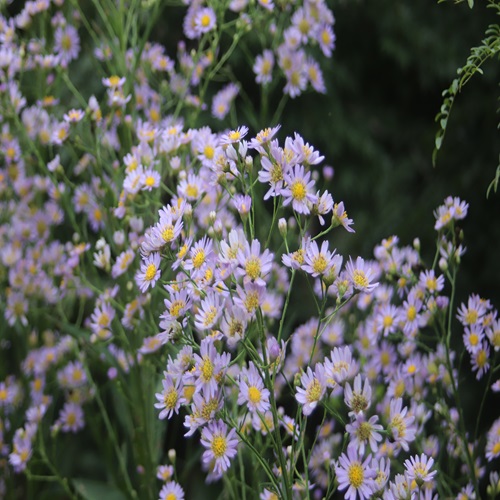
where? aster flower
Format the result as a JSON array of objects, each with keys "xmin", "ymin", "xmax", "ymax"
[
  {"xmin": 344, "ymin": 374, "xmax": 372, "ymax": 416},
  {"xmin": 323, "ymin": 345, "xmax": 358, "ymax": 386},
  {"xmin": 376, "ymin": 303, "xmax": 402, "ymax": 337},
  {"xmin": 316, "ymin": 23, "xmax": 336, "ymax": 57},
  {"xmin": 282, "ymin": 164, "xmax": 318, "ymax": 214},
  {"xmin": 140, "ymin": 167, "xmax": 161, "ymax": 191},
  {"xmin": 211, "ymin": 83, "xmax": 239, "ymax": 120},
  {"xmin": 135, "ymin": 252, "xmax": 161, "ymax": 293},
  {"xmin": 253, "ymin": 50, "xmax": 274, "ymax": 85},
  {"xmin": 111, "ymin": 249, "xmax": 135, "ymax": 278},
  {"xmin": 63, "ymin": 108, "xmax": 85, "ymax": 123},
  {"xmin": 220, "ymin": 125, "xmax": 249, "ymax": 145},
  {"xmin": 346, "ymin": 414, "xmax": 383, "ymax": 455},
  {"xmin": 404, "ymin": 453, "xmax": 437, "ymax": 486},
  {"xmin": 418, "ymin": 270, "xmax": 445, "ymax": 295},
  {"xmin": 335, "ymin": 446, "xmax": 376, "ymax": 500},
  {"xmin": 485, "ymin": 418, "xmax": 500, "ymax": 461},
  {"xmin": 301, "ymin": 240, "xmax": 336, "ymax": 278},
  {"xmin": 470, "ymin": 341, "xmax": 490, "ymax": 380},
  {"xmin": 295, "ymin": 363, "xmax": 327, "ymax": 416},
  {"xmin": 192, "ymin": 338, "xmax": 231, "ymax": 397},
  {"xmin": 332, "ymin": 201, "xmax": 355, "ymax": 232},
  {"xmin": 158, "ymin": 480, "xmax": 184, "ymax": 500},
  {"xmin": 388, "ymin": 397, "xmax": 417, "ymax": 451},
  {"xmin": 345, "ymin": 256, "xmax": 379, "ymax": 293},
  {"xmin": 200, "ymin": 419, "xmax": 239, "ymax": 476},
  {"xmin": 194, "ymin": 291, "xmax": 223, "ymax": 331},
  {"xmin": 57, "ymin": 402, "xmax": 85, "ymax": 433},
  {"xmin": 183, "ymin": 236, "xmax": 214, "ymax": 279},
  {"xmin": 237, "ymin": 362, "xmax": 271, "ymax": 413},
  {"xmin": 54, "ymin": 24, "xmax": 80, "ymax": 66},
  {"xmin": 457, "ymin": 294, "xmax": 487, "ymax": 327},
  {"xmin": 236, "ymin": 239, "xmax": 274, "ymax": 286},
  {"xmin": 463, "ymin": 324, "xmax": 484, "ymax": 353},
  {"xmin": 258, "ymin": 151, "xmax": 290, "ymax": 200},
  {"xmin": 155, "ymin": 373, "xmax": 185, "ymax": 420}
]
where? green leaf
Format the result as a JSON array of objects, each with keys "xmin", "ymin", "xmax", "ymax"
[
  {"xmin": 73, "ymin": 478, "xmax": 127, "ymax": 500},
  {"xmin": 467, "ymin": 0, "xmax": 474, "ymax": 8},
  {"xmin": 435, "ymin": 135, "xmax": 443, "ymax": 150}
]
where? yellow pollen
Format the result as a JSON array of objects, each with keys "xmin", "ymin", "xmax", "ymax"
[
  {"xmin": 426, "ymin": 277, "xmax": 437, "ymax": 291},
  {"xmin": 391, "ymin": 415, "xmax": 406, "ymax": 438},
  {"xmin": 407, "ymin": 306, "xmax": 416, "ymax": 321},
  {"xmin": 164, "ymin": 388, "xmax": 178, "ymax": 409},
  {"xmin": 145, "ymin": 175, "xmax": 156, "ymax": 187},
  {"xmin": 204, "ymin": 145, "xmax": 214, "ymax": 159},
  {"xmin": 382, "ymin": 315, "xmax": 393, "ymax": 329},
  {"xmin": 94, "ymin": 208, "xmax": 102, "ymax": 222},
  {"xmin": 298, "ymin": 19, "xmax": 310, "ymax": 34},
  {"xmin": 203, "ymin": 306, "xmax": 218, "ymax": 326},
  {"xmin": 262, "ymin": 60, "xmax": 271, "ymax": 75},
  {"xmin": 347, "ymin": 462, "xmax": 364, "ymax": 488},
  {"xmin": 469, "ymin": 333, "xmax": 479, "ymax": 346},
  {"xmin": 169, "ymin": 300, "xmax": 185, "ymax": 318},
  {"xmin": 200, "ymin": 358, "xmax": 214, "ymax": 381},
  {"xmin": 162, "ymin": 226, "xmax": 175, "ymax": 242},
  {"xmin": 312, "ymin": 255, "xmax": 327, "ymax": 274},
  {"xmin": 356, "ymin": 422, "xmax": 372, "ymax": 441},
  {"xmin": 291, "ymin": 180, "xmax": 306, "ymax": 200},
  {"xmin": 245, "ymin": 257, "xmax": 261, "ymax": 280},
  {"xmin": 200, "ymin": 14, "xmax": 211, "ymax": 27},
  {"xmin": 66, "ymin": 412, "xmax": 77, "ymax": 426},
  {"xmin": 98, "ymin": 313, "xmax": 109, "ymax": 327},
  {"xmin": 306, "ymin": 379, "xmax": 322, "ymax": 403},
  {"xmin": 108, "ymin": 75, "xmax": 121, "ymax": 86},
  {"xmin": 192, "ymin": 249, "xmax": 206, "ymax": 268},
  {"xmin": 351, "ymin": 394, "xmax": 368, "ymax": 413},
  {"xmin": 465, "ymin": 310, "xmax": 478, "ymax": 324},
  {"xmin": 6, "ymin": 147, "xmax": 15, "ymax": 159},
  {"xmin": 0, "ymin": 389, "xmax": 7, "ymax": 401},
  {"xmin": 228, "ymin": 131, "xmax": 240, "ymax": 141},
  {"xmin": 321, "ymin": 30, "xmax": 330, "ymax": 44},
  {"xmin": 353, "ymin": 270, "xmax": 369, "ymax": 289},
  {"xmin": 165, "ymin": 493, "xmax": 177, "ymax": 500},
  {"xmin": 270, "ymin": 163, "xmax": 283, "ymax": 183},
  {"xmin": 476, "ymin": 350, "xmax": 487, "ymax": 368},
  {"xmin": 183, "ymin": 385, "xmax": 195, "ymax": 402},
  {"xmin": 248, "ymin": 386, "xmax": 261, "ymax": 404},
  {"xmin": 211, "ymin": 435, "xmax": 227, "ymax": 458},
  {"xmin": 145, "ymin": 263, "xmax": 157, "ymax": 281},
  {"xmin": 61, "ymin": 34, "xmax": 72, "ymax": 51},
  {"xmin": 381, "ymin": 352, "xmax": 390, "ymax": 366},
  {"xmin": 177, "ymin": 244, "xmax": 188, "ymax": 260},
  {"xmin": 407, "ymin": 364, "xmax": 416, "ymax": 375},
  {"xmin": 395, "ymin": 380, "xmax": 405, "ymax": 398},
  {"xmin": 244, "ymin": 291, "xmax": 260, "ymax": 313},
  {"xmin": 185, "ymin": 184, "xmax": 198, "ymax": 199},
  {"xmin": 492, "ymin": 442, "xmax": 500, "ymax": 455}
]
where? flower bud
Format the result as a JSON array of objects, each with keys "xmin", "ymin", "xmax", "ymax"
[
  {"xmin": 438, "ymin": 257, "xmax": 448, "ymax": 272},
  {"xmin": 278, "ymin": 218, "xmax": 287, "ymax": 238},
  {"xmin": 168, "ymin": 449, "xmax": 176, "ymax": 464}
]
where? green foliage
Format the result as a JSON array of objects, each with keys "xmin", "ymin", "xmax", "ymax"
[{"xmin": 433, "ymin": 0, "xmax": 500, "ymax": 196}]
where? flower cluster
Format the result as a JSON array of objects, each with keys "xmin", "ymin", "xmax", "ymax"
[{"xmin": 0, "ymin": 0, "xmax": 498, "ymax": 499}]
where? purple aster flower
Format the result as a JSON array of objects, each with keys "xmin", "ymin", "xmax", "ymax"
[
  {"xmin": 236, "ymin": 239, "xmax": 274, "ymax": 287},
  {"xmin": 335, "ymin": 446, "xmax": 376, "ymax": 500},
  {"xmin": 346, "ymin": 414, "xmax": 383, "ymax": 455},
  {"xmin": 344, "ymin": 374, "xmax": 372, "ymax": 416},
  {"xmin": 135, "ymin": 252, "xmax": 161, "ymax": 293},
  {"xmin": 154, "ymin": 373, "xmax": 185, "ymax": 420},
  {"xmin": 388, "ymin": 397, "xmax": 416, "ymax": 451},
  {"xmin": 194, "ymin": 291, "xmax": 223, "ymax": 331},
  {"xmin": 282, "ymin": 164, "xmax": 318, "ymax": 214},
  {"xmin": 211, "ymin": 83, "xmax": 239, "ymax": 120},
  {"xmin": 237, "ymin": 362, "xmax": 270, "ymax": 413},
  {"xmin": 302, "ymin": 240, "xmax": 336, "ymax": 277},
  {"xmin": 54, "ymin": 24, "xmax": 80, "ymax": 66},
  {"xmin": 485, "ymin": 418, "xmax": 500, "ymax": 461},
  {"xmin": 345, "ymin": 257, "xmax": 379, "ymax": 293},
  {"xmin": 404, "ymin": 453, "xmax": 437, "ymax": 486},
  {"xmin": 295, "ymin": 363, "xmax": 327, "ymax": 416},
  {"xmin": 253, "ymin": 50, "xmax": 274, "ymax": 85},
  {"xmin": 470, "ymin": 340, "xmax": 490, "ymax": 380},
  {"xmin": 57, "ymin": 402, "xmax": 85, "ymax": 433},
  {"xmin": 200, "ymin": 419, "xmax": 239, "ymax": 476},
  {"xmin": 331, "ymin": 201, "xmax": 355, "ymax": 233},
  {"xmin": 159, "ymin": 481, "xmax": 184, "ymax": 500}
]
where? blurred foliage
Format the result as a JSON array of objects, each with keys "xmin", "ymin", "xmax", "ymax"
[{"xmin": 277, "ymin": 0, "xmax": 500, "ymax": 306}]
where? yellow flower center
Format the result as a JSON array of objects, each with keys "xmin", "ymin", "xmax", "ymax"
[
  {"xmin": 476, "ymin": 350, "xmax": 487, "ymax": 368},
  {"xmin": 108, "ymin": 75, "xmax": 121, "ymax": 86},
  {"xmin": 290, "ymin": 180, "xmax": 306, "ymax": 201},
  {"xmin": 465, "ymin": 310, "xmax": 478, "ymax": 324},
  {"xmin": 356, "ymin": 422, "xmax": 372, "ymax": 441},
  {"xmin": 245, "ymin": 257, "xmax": 261, "ymax": 280},
  {"xmin": 347, "ymin": 462, "xmax": 364, "ymax": 488},
  {"xmin": 426, "ymin": 277, "xmax": 437, "ymax": 291},
  {"xmin": 200, "ymin": 14, "xmax": 211, "ymax": 28},
  {"xmin": 203, "ymin": 306, "xmax": 218, "ymax": 327},
  {"xmin": 248, "ymin": 386, "xmax": 261, "ymax": 404},
  {"xmin": 351, "ymin": 394, "xmax": 368, "ymax": 413},
  {"xmin": 469, "ymin": 333, "xmax": 479, "ymax": 346},
  {"xmin": 228, "ymin": 130, "xmax": 241, "ymax": 141},
  {"xmin": 211, "ymin": 435, "xmax": 227, "ymax": 458},
  {"xmin": 61, "ymin": 34, "xmax": 72, "ymax": 51},
  {"xmin": 169, "ymin": 300, "xmax": 185, "ymax": 318},
  {"xmin": 262, "ymin": 60, "xmax": 272, "ymax": 75},
  {"xmin": 164, "ymin": 388, "xmax": 178, "ymax": 409},
  {"xmin": 244, "ymin": 291, "xmax": 260, "ymax": 313},
  {"xmin": 382, "ymin": 315, "xmax": 393, "ymax": 328},
  {"xmin": 353, "ymin": 270, "xmax": 369, "ymax": 289},
  {"xmin": 145, "ymin": 175, "xmax": 156, "ymax": 187},
  {"xmin": 145, "ymin": 263, "xmax": 157, "ymax": 281},
  {"xmin": 204, "ymin": 145, "xmax": 214, "ymax": 159},
  {"xmin": 192, "ymin": 249, "xmax": 206, "ymax": 268},
  {"xmin": 66, "ymin": 412, "xmax": 77, "ymax": 426},
  {"xmin": 407, "ymin": 306, "xmax": 416, "ymax": 321},
  {"xmin": 312, "ymin": 255, "xmax": 327, "ymax": 274},
  {"xmin": 306, "ymin": 378, "xmax": 322, "ymax": 403},
  {"xmin": 492, "ymin": 442, "xmax": 500, "ymax": 455},
  {"xmin": 186, "ymin": 184, "xmax": 198, "ymax": 199},
  {"xmin": 200, "ymin": 358, "xmax": 214, "ymax": 381},
  {"xmin": 165, "ymin": 493, "xmax": 177, "ymax": 500},
  {"xmin": 162, "ymin": 226, "xmax": 175, "ymax": 242}
]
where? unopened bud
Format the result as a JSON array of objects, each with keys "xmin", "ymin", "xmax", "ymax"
[
  {"xmin": 413, "ymin": 238, "xmax": 420, "ymax": 251},
  {"xmin": 278, "ymin": 218, "xmax": 287, "ymax": 238},
  {"xmin": 168, "ymin": 449, "xmax": 176, "ymax": 464},
  {"xmin": 438, "ymin": 257, "xmax": 448, "ymax": 272},
  {"xmin": 245, "ymin": 155, "xmax": 253, "ymax": 171}
]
